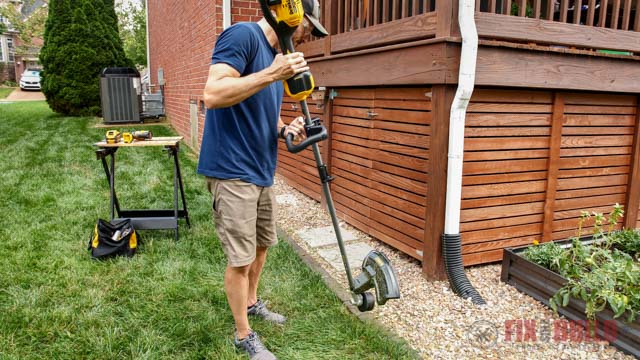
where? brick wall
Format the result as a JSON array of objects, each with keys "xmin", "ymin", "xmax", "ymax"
[{"xmin": 147, "ymin": 1, "xmax": 264, "ymax": 151}]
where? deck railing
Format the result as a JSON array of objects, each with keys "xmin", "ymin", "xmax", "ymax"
[
  {"xmin": 477, "ymin": 0, "xmax": 639, "ymax": 31},
  {"xmin": 324, "ymin": 0, "xmax": 639, "ymax": 35},
  {"xmin": 305, "ymin": 0, "xmax": 640, "ymax": 56},
  {"xmin": 326, "ymin": 0, "xmax": 436, "ymax": 34}
]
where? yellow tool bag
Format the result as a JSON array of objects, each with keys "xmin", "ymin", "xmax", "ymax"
[{"xmin": 87, "ymin": 219, "xmax": 139, "ymax": 259}]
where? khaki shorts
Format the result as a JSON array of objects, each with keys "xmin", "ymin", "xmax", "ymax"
[{"xmin": 206, "ymin": 178, "xmax": 278, "ymax": 267}]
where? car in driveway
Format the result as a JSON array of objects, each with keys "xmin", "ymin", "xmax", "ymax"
[{"xmin": 19, "ymin": 69, "xmax": 42, "ymax": 91}]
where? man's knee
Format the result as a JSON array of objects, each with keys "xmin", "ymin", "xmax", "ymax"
[{"xmin": 227, "ymin": 264, "xmax": 251, "ymax": 277}]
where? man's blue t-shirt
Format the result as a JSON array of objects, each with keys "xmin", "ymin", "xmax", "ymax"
[{"xmin": 197, "ymin": 23, "xmax": 284, "ymax": 187}]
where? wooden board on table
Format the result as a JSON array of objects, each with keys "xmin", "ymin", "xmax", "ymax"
[{"xmin": 95, "ymin": 136, "xmax": 183, "ymax": 148}]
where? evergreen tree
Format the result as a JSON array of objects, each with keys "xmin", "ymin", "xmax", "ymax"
[{"xmin": 40, "ymin": 0, "xmax": 133, "ymax": 116}]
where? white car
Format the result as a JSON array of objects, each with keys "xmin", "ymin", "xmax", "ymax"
[{"xmin": 19, "ymin": 69, "xmax": 42, "ymax": 91}]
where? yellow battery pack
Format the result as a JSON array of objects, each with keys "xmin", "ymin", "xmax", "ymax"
[{"xmin": 105, "ymin": 130, "xmax": 121, "ymax": 144}]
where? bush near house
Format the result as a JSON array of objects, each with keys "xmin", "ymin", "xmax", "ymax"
[{"xmin": 39, "ymin": 0, "xmax": 132, "ymax": 116}]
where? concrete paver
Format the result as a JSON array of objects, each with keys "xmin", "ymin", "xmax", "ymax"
[
  {"xmin": 317, "ymin": 242, "xmax": 375, "ymax": 271},
  {"xmin": 296, "ymin": 225, "xmax": 358, "ymax": 248}
]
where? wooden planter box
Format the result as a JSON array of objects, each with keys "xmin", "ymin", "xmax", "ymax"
[{"xmin": 501, "ymin": 241, "xmax": 640, "ymax": 357}]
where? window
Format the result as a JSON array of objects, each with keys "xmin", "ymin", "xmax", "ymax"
[
  {"xmin": 0, "ymin": 37, "xmax": 4, "ymax": 62},
  {"xmin": 7, "ymin": 38, "xmax": 13, "ymax": 62}
]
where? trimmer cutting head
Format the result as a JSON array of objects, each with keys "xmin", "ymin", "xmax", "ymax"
[
  {"xmin": 362, "ymin": 250, "xmax": 400, "ymax": 305},
  {"xmin": 351, "ymin": 250, "xmax": 400, "ymax": 311}
]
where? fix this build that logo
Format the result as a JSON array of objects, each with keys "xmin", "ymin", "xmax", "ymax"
[
  {"xmin": 467, "ymin": 319, "xmax": 618, "ymax": 348},
  {"xmin": 504, "ymin": 319, "xmax": 617, "ymax": 343}
]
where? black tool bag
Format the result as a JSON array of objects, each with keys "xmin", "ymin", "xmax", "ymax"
[{"xmin": 88, "ymin": 219, "xmax": 139, "ymax": 259}]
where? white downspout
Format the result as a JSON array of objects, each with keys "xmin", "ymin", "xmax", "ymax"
[
  {"xmin": 145, "ymin": 0, "xmax": 150, "ymax": 79},
  {"xmin": 445, "ymin": 0, "xmax": 478, "ymax": 235},
  {"xmin": 223, "ymin": 0, "xmax": 232, "ymax": 29},
  {"xmin": 441, "ymin": 0, "xmax": 485, "ymax": 305}
]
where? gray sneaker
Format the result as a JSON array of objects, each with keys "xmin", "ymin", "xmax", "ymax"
[
  {"xmin": 247, "ymin": 299, "xmax": 286, "ymax": 325},
  {"xmin": 234, "ymin": 331, "xmax": 276, "ymax": 360}
]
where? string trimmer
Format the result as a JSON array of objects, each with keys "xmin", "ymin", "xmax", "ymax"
[{"xmin": 259, "ymin": 0, "xmax": 400, "ymax": 311}]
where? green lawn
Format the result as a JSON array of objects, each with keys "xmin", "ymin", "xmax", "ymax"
[
  {"xmin": 0, "ymin": 87, "xmax": 15, "ymax": 99},
  {"xmin": 0, "ymin": 102, "xmax": 416, "ymax": 359}
]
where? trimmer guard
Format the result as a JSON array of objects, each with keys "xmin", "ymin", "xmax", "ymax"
[{"xmin": 362, "ymin": 250, "xmax": 400, "ymax": 305}]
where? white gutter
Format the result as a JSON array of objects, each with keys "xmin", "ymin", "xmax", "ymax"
[
  {"xmin": 223, "ymin": 0, "xmax": 231, "ymax": 29},
  {"xmin": 444, "ymin": 0, "xmax": 478, "ymax": 235}
]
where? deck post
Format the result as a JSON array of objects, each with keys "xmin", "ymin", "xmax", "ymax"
[
  {"xmin": 323, "ymin": 0, "xmax": 335, "ymax": 56},
  {"xmin": 624, "ymin": 97, "xmax": 640, "ymax": 229},
  {"xmin": 542, "ymin": 93, "xmax": 564, "ymax": 242},
  {"xmin": 423, "ymin": 85, "xmax": 456, "ymax": 280},
  {"xmin": 436, "ymin": 0, "xmax": 459, "ymax": 37}
]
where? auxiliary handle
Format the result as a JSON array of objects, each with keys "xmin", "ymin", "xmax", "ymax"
[{"xmin": 285, "ymin": 117, "xmax": 328, "ymax": 154}]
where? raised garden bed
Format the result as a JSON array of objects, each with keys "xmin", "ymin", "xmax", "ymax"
[{"xmin": 501, "ymin": 238, "xmax": 640, "ymax": 357}]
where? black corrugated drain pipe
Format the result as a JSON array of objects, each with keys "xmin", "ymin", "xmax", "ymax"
[{"xmin": 442, "ymin": 234, "xmax": 486, "ymax": 305}]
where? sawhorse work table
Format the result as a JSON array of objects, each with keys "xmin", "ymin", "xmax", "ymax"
[{"xmin": 94, "ymin": 136, "xmax": 190, "ymax": 241}]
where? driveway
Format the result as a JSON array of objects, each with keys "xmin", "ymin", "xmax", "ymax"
[{"xmin": 4, "ymin": 89, "xmax": 46, "ymax": 101}]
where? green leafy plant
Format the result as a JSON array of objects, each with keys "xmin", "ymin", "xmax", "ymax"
[
  {"xmin": 116, "ymin": 0, "xmax": 147, "ymax": 67},
  {"xmin": 609, "ymin": 229, "xmax": 640, "ymax": 260},
  {"xmin": 0, "ymin": 0, "xmax": 48, "ymax": 56},
  {"xmin": 523, "ymin": 204, "xmax": 640, "ymax": 323},
  {"xmin": 522, "ymin": 241, "xmax": 565, "ymax": 271}
]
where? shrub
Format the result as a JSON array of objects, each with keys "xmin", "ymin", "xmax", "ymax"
[{"xmin": 39, "ymin": 0, "xmax": 133, "ymax": 116}]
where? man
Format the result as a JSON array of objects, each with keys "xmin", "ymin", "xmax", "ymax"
[{"xmin": 198, "ymin": 0, "xmax": 328, "ymax": 359}]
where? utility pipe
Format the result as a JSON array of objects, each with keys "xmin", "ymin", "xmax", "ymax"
[
  {"xmin": 223, "ymin": 0, "xmax": 231, "ymax": 29},
  {"xmin": 145, "ymin": 0, "xmax": 150, "ymax": 79},
  {"xmin": 442, "ymin": 0, "xmax": 485, "ymax": 305}
]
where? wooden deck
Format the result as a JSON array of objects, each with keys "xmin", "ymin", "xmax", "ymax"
[{"xmin": 277, "ymin": 0, "xmax": 640, "ymax": 278}]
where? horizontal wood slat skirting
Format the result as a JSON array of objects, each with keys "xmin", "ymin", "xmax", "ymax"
[{"xmin": 277, "ymin": 86, "xmax": 640, "ymax": 273}]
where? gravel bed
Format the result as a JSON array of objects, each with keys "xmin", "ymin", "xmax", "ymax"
[{"xmin": 273, "ymin": 175, "xmax": 635, "ymax": 360}]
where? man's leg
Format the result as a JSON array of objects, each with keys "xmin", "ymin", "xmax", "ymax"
[
  {"xmin": 246, "ymin": 185, "xmax": 286, "ymax": 325},
  {"xmin": 247, "ymin": 246, "xmax": 268, "ymax": 307},
  {"xmin": 251, "ymin": 185, "xmax": 277, "ymax": 307},
  {"xmin": 206, "ymin": 178, "xmax": 261, "ymax": 337},
  {"xmin": 229, "ymin": 262, "xmax": 276, "ymax": 360},
  {"xmin": 225, "ymin": 264, "xmax": 252, "ymax": 339}
]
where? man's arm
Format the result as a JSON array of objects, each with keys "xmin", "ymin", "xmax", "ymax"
[{"xmin": 203, "ymin": 52, "xmax": 309, "ymax": 109}]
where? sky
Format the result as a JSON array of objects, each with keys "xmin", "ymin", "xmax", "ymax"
[{"xmin": 115, "ymin": 0, "xmax": 142, "ymax": 10}]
